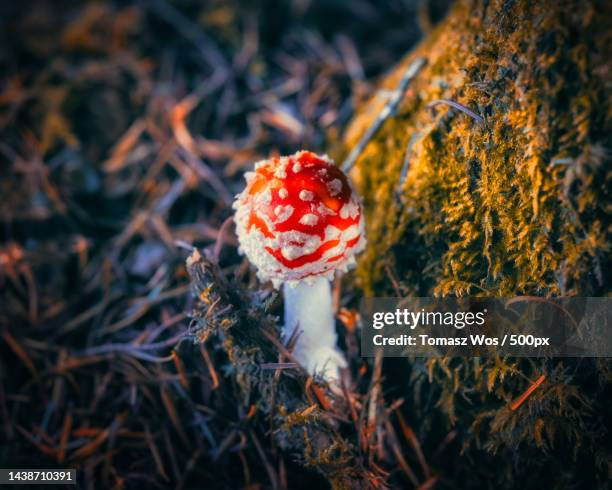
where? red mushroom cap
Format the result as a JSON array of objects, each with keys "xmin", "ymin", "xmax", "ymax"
[{"xmin": 233, "ymin": 151, "xmax": 366, "ymax": 287}]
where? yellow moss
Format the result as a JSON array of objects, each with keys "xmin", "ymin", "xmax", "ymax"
[
  {"xmin": 345, "ymin": 0, "xmax": 611, "ymax": 297},
  {"xmin": 277, "ymin": 404, "xmax": 319, "ymax": 431},
  {"xmin": 342, "ymin": 2, "xmax": 611, "ymax": 478}
]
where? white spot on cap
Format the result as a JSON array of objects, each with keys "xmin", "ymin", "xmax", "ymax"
[
  {"xmin": 299, "ymin": 190, "xmax": 314, "ymax": 201},
  {"xmin": 278, "ymin": 188, "xmax": 288, "ymax": 198},
  {"xmin": 339, "ymin": 200, "xmax": 359, "ymax": 219},
  {"xmin": 324, "ymin": 225, "xmax": 342, "ymax": 240},
  {"xmin": 292, "ymin": 162, "xmax": 302, "ymax": 173},
  {"xmin": 275, "ymin": 160, "xmax": 288, "ymax": 178},
  {"xmin": 281, "ymin": 245, "xmax": 302, "ymax": 260},
  {"xmin": 260, "ymin": 188, "xmax": 272, "ymax": 204},
  {"xmin": 302, "ymin": 236, "xmax": 320, "ymax": 253},
  {"xmin": 274, "ymin": 205, "xmax": 294, "ymax": 222},
  {"xmin": 299, "ymin": 214, "xmax": 318, "ymax": 226},
  {"xmin": 317, "ymin": 203, "xmax": 335, "ymax": 216},
  {"xmin": 328, "ymin": 179, "xmax": 342, "ymax": 196},
  {"xmin": 342, "ymin": 224, "xmax": 360, "ymax": 240}
]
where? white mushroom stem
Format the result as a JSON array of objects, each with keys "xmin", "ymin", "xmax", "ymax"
[{"xmin": 283, "ymin": 276, "xmax": 347, "ymax": 380}]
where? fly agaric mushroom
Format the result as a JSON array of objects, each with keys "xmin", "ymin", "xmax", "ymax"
[{"xmin": 233, "ymin": 151, "xmax": 365, "ymax": 379}]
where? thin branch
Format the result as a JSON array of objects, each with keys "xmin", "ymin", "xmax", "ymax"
[
  {"xmin": 427, "ymin": 98, "xmax": 484, "ymax": 123},
  {"xmin": 510, "ymin": 375, "xmax": 546, "ymax": 411},
  {"xmin": 145, "ymin": 0, "xmax": 229, "ymax": 74},
  {"xmin": 341, "ymin": 57, "xmax": 426, "ymax": 172}
]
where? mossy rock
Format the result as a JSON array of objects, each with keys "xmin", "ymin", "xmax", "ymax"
[
  {"xmin": 343, "ymin": 0, "xmax": 611, "ymax": 487},
  {"xmin": 346, "ymin": 0, "xmax": 610, "ymax": 298}
]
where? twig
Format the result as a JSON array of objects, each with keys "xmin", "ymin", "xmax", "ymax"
[
  {"xmin": 171, "ymin": 350, "xmax": 189, "ymax": 389},
  {"xmin": 212, "ymin": 216, "xmax": 234, "ymax": 261},
  {"xmin": 199, "ymin": 344, "xmax": 219, "ymax": 390},
  {"xmin": 78, "ymin": 333, "xmax": 185, "ymax": 357},
  {"xmin": 177, "ymin": 148, "xmax": 232, "ymax": 205},
  {"xmin": 384, "ymin": 420, "xmax": 419, "ymax": 487},
  {"xmin": 510, "ymin": 375, "xmax": 546, "ymax": 411},
  {"xmin": 384, "ymin": 264, "xmax": 403, "ymax": 297},
  {"xmin": 395, "ymin": 408, "xmax": 430, "ymax": 478},
  {"xmin": 341, "ymin": 57, "xmax": 426, "ymax": 172},
  {"xmin": 396, "ymin": 131, "xmax": 420, "ymax": 196},
  {"xmin": 261, "ymin": 329, "xmax": 307, "ymax": 376},
  {"xmin": 175, "ymin": 240, "xmax": 195, "ymax": 252},
  {"xmin": 367, "ymin": 351, "xmax": 383, "ymax": 433},
  {"xmin": 146, "ymin": 0, "xmax": 229, "ymax": 73},
  {"xmin": 259, "ymin": 363, "xmax": 298, "ymax": 370},
  {"xmin": 1, "ymin": 330, "xmax": 38, "ymax": 376},
  {"xmin": 427, "ymin": 98, "xmax": 484, "ymax": 123},
  {"xmin": 145, "ymin": 425, "xmax": 169, "ymax": 481},
  {"xmin": 249, "ymin": 430, "xmax": 280, "ymax": 490}
]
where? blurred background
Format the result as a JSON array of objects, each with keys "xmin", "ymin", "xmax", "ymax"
[{"xmin": 0, "ymin": 1, "xmax": 450, "ymax": 488}]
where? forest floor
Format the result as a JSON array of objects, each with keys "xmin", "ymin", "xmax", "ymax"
[{"xmin": 0, "ymin": 1, "xmax": 450, "ymax": 488}]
